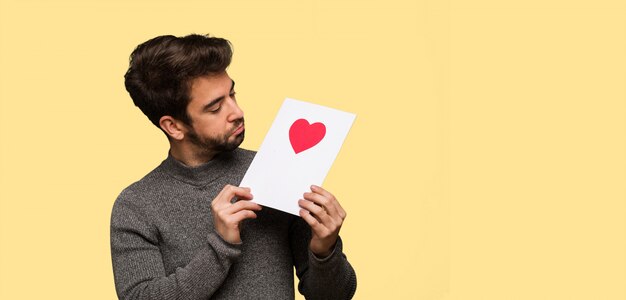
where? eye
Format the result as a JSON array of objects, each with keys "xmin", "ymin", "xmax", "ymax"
[
  {"xmin": 209, "ymin": 106, "xmax": 222, "ymax": 113},
  {"xmin": 230, "ymin": 91, "xmax": 237, "ymax": 101}
]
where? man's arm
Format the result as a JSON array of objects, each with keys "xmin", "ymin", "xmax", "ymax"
[
  {"xmin": 290, "ymin": 186, "xmax": 357, "ymax": 299},
  {"xmin": 110, "ymin": 186, "xmax": 260, "ymax": 300}
]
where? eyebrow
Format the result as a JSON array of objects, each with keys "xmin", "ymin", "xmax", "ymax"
[{"xmin": 202, "ymin": 79, "xmax": 236, "ymax": 111}]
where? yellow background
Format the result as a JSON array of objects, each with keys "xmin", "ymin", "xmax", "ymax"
[{"xmin": 1, "ymin": 0, "xmax": 624, "ymax": 299}]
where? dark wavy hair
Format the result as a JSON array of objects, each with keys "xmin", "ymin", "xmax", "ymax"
[{"xmin": 124, "ymin": 34, "xmax": 233, "ymax": 129}]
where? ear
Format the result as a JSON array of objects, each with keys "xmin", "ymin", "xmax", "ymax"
[{"xmin": 159, "ymin": 116, "xmax": 187, "ymax": 141}]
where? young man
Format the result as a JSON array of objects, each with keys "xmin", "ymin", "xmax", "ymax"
[{"xmin": 110, "ymin": 34, "xmax": 357, "ymax": 299}]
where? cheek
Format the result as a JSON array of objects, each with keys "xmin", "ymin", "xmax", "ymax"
[{"xmin": 194, "ymin": 118, "xmax": 227, "ymax": 137}]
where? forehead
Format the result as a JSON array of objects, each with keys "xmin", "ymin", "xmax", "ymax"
[{"xmin": 188, "ymin": 72, "xmax": 232, "ymax": 106}]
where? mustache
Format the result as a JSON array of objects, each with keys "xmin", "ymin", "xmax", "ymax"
[{"xmin": 231, "ymin": 118, "xmax": 244, "ymax": 132}]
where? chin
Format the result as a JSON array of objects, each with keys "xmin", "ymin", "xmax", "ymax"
[
  {"xmin": 234, "ymin": 130, "xmax": 245, "ymax": 144},
  {"xmin": 224, "ymin": 132, "xmax": 245, "ymax": 151}
]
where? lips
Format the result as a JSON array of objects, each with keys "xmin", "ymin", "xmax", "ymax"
[{"xmin": 232, "ymin": 124, "xmax": 244, "ymax": 136}]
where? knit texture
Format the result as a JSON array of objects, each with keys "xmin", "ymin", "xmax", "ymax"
[{"xmin": 110, "ymin": 148, "xmax": 357, "ymax": 299}]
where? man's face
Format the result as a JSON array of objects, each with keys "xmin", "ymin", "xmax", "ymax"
[{"xmin": 183, "ymin": 72, "xmax": 245, "ymax": 157}]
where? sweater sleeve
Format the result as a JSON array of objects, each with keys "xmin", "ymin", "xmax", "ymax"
[
  {"xmin": 110, "ymin": 189, "xmax": 240, "ymax": 300},
  {"xmin": 289, "ymin": 217, "xmax": 357, "ymax": 300}
]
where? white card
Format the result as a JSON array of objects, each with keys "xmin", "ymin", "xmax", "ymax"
[{"xmin": 239, "ymin": 98, "xmax": 356, "ymax": 215}]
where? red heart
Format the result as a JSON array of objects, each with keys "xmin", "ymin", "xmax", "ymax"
[{"xmin": 289, "ymin": 119, "xmax": 326, "ymax": 154}]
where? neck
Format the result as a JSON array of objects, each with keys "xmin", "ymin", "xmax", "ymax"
[{"xmin": 169, "ymin": 142, "xmax": 218, "ymax": 167}]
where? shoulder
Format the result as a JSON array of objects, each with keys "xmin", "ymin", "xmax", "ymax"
[
  {"xmin": 110, "ymin": 179, "xmax": 161, "ymax": 238},
  {"xmin": 111, "ymin": 181, "xmax": 152, "ymax": 220},
  {"xmin": 111, "ymin": 162, "xmax": 169, "ymax": 217}
]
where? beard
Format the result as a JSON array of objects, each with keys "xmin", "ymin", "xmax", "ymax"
[{"xmin": 186, "ymin": 118, "xmax": 245, "ymax": 156}]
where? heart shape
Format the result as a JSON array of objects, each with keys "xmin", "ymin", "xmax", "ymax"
[{"xmin": 289, "ymin": 119, "xmax": 326, "ymax": 154}]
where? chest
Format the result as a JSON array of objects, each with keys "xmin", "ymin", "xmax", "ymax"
[{"xmin": 148, "ymin": 186, "xmax": 294, "ymax": 274}]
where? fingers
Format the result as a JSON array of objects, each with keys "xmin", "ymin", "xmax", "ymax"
[
  {"xmin": 215, "ymin": 203, "xmax": 259, "ymax": 224},
  {"xmin": 224, "ymin": 198, "xmax": 262, "ymax": 215},
  {"xmin": 310, "ymin": 184, "xmax": 333, "ymax": 198},
  {"xmin": 311, "ymin": 185, "xmax": 348, "ymax": 220},
  {"xmin": 299, "ymin": 186, "xmax": 349, "ymax": 257},
  {"xmin": 212, "ymin": 185, "xmax": 253, "ymax": 208},
  {"xmin": 311, "ymin": 185, "xmax": 347, "ymax": 219},
  {"xmin": 211, "ymin": 185, "xmax": 260, "ymax": 244},
  {"xmin": 298, "ymin": 198, "xmax": 334, "ymax": 226},
  {"xmin": 212, "ymin": 184, "xmax": 260, "ymax": 219},
  {"xmin": 305, "ymin": 185, "xmax": 347, "ymax": 220},
  {"xmin": 229, "ymin": 209, "xmax": 258, "ymax": 224},
  {"xmin": 299, "ymin": 209, "xmax": 329, "ymax": 235},
  {"xmin": 303, "ymin": 190, "xmax": 339, "ymax": 220},
  {"xmin": 299, "ymin": 185, "xmax": 348, "ymax": 235}
]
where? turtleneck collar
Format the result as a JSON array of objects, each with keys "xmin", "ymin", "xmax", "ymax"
[{"xmin": 160, "ymin": 149, "xmax": 238, "ymax": 186}]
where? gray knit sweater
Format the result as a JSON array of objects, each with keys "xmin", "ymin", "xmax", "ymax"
[{"xmin": 110, "ymin": 148, "xmax": 357, "ymax": 299}]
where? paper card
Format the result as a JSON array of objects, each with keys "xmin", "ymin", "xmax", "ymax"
[{"xmin": 239, "ymin": 98, "xmax": 356, "ymax": 216}]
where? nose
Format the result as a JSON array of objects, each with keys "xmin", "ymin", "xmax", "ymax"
[{"xmin": 226, "ymin": 97, "xmax": 244, "ymax": 122}]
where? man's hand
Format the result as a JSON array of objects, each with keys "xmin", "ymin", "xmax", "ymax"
[
  {"xmin": 211, "ymin": 185, "xmax": 262, "ymax": 244},
  {"xmin": 298, "ymin": 185, "xmax": 347, "ymax": 258}
]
